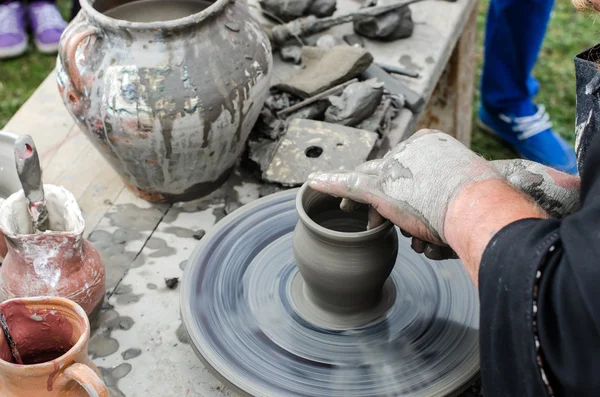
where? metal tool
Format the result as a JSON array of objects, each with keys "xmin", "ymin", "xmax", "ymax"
[
  {"xmin": 377, "ymin": 62, "xmax": 420, "ymax": 78},
  {"xmin": 271, "ymin": 0, "xmax": 456, "ymax": 46},
  {"xmin": 14, "ymin": 135, "xmax": 49, "ymax": 233},
  {"xmin": 0, "ymin": 309, "xmax": 23, "ymax": 365}
]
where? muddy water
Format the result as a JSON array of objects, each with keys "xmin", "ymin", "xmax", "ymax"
[
  {"xmin": 103, "ymin": 0, "xmax": 213, "ymax": 22},
  {"xmin": 21, "ymin": 347, "xmax": 74, "ymax": 365}
]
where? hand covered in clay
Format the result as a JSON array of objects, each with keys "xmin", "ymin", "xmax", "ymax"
[
  {"xmin": 307, "ymin": 129, "xmax": 581, "ymax": 260},
  {"xmin": 491, "ymin": 159, "xmax": 580, "ymax": 218},
  {"xmin": 404, "ymin": 158, "xmax": 581, "ymax": 259},
  {"xmin": 308, "ymin": 129, "xmax": 503, "ymax": 246}
]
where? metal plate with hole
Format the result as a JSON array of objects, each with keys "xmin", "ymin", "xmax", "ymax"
[{"xmin": 263, "ymin": 119, "xmax": 378, "ymax": 186}]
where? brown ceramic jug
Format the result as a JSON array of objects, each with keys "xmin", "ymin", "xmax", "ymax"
[
  {"xmin": 57, "ymin": 0, "xmax": 273, "ymax": 203},
  {"xmin": 0, "ymin": 185, "xmax": 106, "ymax": 319},
  {"xmin": 0, "ymin": 297, "xmax": 108, "ymax": 396}
]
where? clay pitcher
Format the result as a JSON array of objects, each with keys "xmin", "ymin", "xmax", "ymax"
[
  {"xmin": 292, "ymin": 183, "xmax": 398, "ymax": 316},
  {"xmin": 56, "ymin": 0, "xmax": 273, "ymax": 203},
  {"xmin": 0, "ymin": 297, "xmax": 108, "ymax": 396},
  {"xmin": 0, "ymin": 185, "xmax": 106, "ymax": 319}
]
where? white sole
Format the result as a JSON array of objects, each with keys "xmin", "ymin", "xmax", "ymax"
[
  {"xmin": 35, "ymin": 39, "xmax": 59, "ymax": 54},
  {"xmin": 0, "ymin": 40, "xmax": 28, "ymax": 59}
]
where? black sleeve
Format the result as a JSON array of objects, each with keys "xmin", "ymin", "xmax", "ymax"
[{"xmin": 479, "ymin": 133, "xmax": 600, "ymax": 397}]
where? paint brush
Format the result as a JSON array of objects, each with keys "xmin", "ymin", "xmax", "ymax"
[
  {"xmin": 0, "ymin": 309, "xmax": 23, "ymax": 365},
  {"xmin": 14, "ymin": 135, "xmax": 49, "ymax": 233}
]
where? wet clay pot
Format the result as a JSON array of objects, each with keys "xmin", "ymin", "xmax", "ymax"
[
  {"xmin": 0, "ymin": 297, "xmax": 108, "ymax": 396},
  {"xmin": 0, "ymin": 185, "xmax": 106, "ymax": 319},
  {"xmin": 292, "ymin": 183, "xmax": 398, "ymax": 316},
  {"xmin": 56, "ymin": 0, "xmax": 273, "ymax": 203}
]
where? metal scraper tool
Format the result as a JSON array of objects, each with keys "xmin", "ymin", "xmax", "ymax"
[{"xmin": 14, "ymin": 135, "xmax": 49, "ymax": 233}]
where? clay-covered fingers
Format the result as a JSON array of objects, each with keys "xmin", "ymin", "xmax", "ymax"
[
  {"xmin": 491, "ymin": 159, "xmax": 580, "ymax": 217},
  {"xmin": 307, "ymin": 171, "xmax": 387, "ymax": 205},
  {"xmin": 339, "ymin": 159, "xmax": 385, "ymax": 213},
  {"xmin": 308, "ymin": 171, "xmax": 393, "ymax": 231},
  {"xmin": 410, "ymin": 237, "xmax": 457, "ymax": 260},
  {"xmin": 355, "ymin": 159, "xmax": 385, "ymax": 175},
  {"xmin": 424, "ymin": 243, "xmax": 458, "ymax": 260},
  {"xmin": 340, "ymin": 198, "xmax": 363, "ymax": 212},
  {"xmin": 367, "ymin": 205, "xmax": 386, "ymax": 230}
]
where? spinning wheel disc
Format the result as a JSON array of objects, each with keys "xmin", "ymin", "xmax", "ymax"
[{"xmin": 181, "ymin": 189, "xmax": 480, "ymax": 397}]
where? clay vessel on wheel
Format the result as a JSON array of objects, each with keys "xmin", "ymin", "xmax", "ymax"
[
  {"xmin": 57, "ymin": 0, "xmax": 272, "ymax": 202},
  {"xmin": 292, "ymin": 183, "xmax": 398, "ymax": 327}
]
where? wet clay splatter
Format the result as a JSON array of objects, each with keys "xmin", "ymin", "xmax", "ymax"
[
  {"xmin": 121, "ymin": 348, "xmax": 142, "ymax": 360},
  {"xmin": 399, "ymin": 54, "xmax": 421, "ymax": 71},
  {"xmin": 113, "ymin": 284, "xmax": 143, "ymax": 305},
  {"xmin": 106, "ymin": 204, "xmax": 167, "ymax": 231},
  {"xmin": 89, "ymin": 230, "xmax": 140, "ymax": 289},
  {"xmin": 88, "ymin": 309, "xmax": 134, "ymax": 359},
  {"xmin": 145, "ymin": 237, "xmax": 176, "ymax": 258},
  {"xmin": 162, "ymin": 172, "xmax": 246, "ymax": 225},
  {"xmin": 175, "ymin": 323, "xmax": 191, "ymax": 345},
  {"xmin": 163, "ymin": 226, "xmax": 197, "ymax": 238},
  {"xmin": 88, "ymin": 203, "xmax": 168, "ymax": 288},
  {"xmin": 98, "ymin": 363, "xmax": 132, "ymax": 397}
]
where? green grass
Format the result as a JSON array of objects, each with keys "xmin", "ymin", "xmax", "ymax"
[
  {"xmin": 0, "ymin": 0, "xmax": 69, "ymax": 128},
  {"xmin": 0, "ymin": 1, "xmax": 599, "ymax": 159}
]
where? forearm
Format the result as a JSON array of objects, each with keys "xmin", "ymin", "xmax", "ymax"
[{"xmin": 444, "ymin": 179, "xmax": 549, "ymax": 287}]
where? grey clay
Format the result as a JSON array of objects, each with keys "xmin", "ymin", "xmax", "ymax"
[{"xmin": 292, "ymin": 183, "xmax": 398, "ymax": 317}]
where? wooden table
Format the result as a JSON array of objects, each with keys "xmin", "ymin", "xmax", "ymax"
[{"xmin": 2, "ymin": 0, "xmax": 478, "ymax": 395}]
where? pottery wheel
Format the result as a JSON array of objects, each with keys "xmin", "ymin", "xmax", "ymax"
[{"xmin": 181, "ymin": 189, "xmax": 480, "ymax": 397}]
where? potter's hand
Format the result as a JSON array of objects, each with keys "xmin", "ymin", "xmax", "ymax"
[
  {"xmin": 399, "ymin": 159, "xmax": 581, "ymax": 259},
  {"xmin": 491, "ymin": 159, "xmax": 580, "ymax": 218},
  {"xmin": 307, "ymin": 129, "xmax": 502, "ymax": 246}
]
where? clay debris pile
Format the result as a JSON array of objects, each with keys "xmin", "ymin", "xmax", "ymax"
[{"xmin": 246, "ymin": 0, "xmax": 420, "ymax": 186}]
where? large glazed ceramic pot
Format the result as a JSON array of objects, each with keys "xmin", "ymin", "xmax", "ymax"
[
  {"xmin": 292, "ymin": 183, "xmax": 398, "ymax": 318},
  {"xmin": 57, "ymin": 0, "xmax": 272, "ymax": 202}
]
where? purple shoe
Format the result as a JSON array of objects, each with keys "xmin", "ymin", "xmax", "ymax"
[
  {"xmin": 27, "ymin": 1, "xmax": 66, "ymax": 54},
  {"xmin": 0, "ymin": 1, "xmax": 27, "ymax": 59}
]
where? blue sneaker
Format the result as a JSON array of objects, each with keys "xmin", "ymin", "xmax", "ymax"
[{"xmin": 478, "ymin": 104, "xmax": 578, "ymax": 175}]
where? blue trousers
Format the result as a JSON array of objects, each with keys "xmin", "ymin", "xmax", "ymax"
[{"xmin": 480, "ymin": 0, "xmax": 555, "ymax": 117}]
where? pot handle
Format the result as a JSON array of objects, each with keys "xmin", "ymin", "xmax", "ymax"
[
  {"xmin": 58, "ymin": 20, "xmax": 101, "ymax": 104},
  {"xmin": 56, "ymin": 363, "xmax": 109, "ymax": 397}
]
